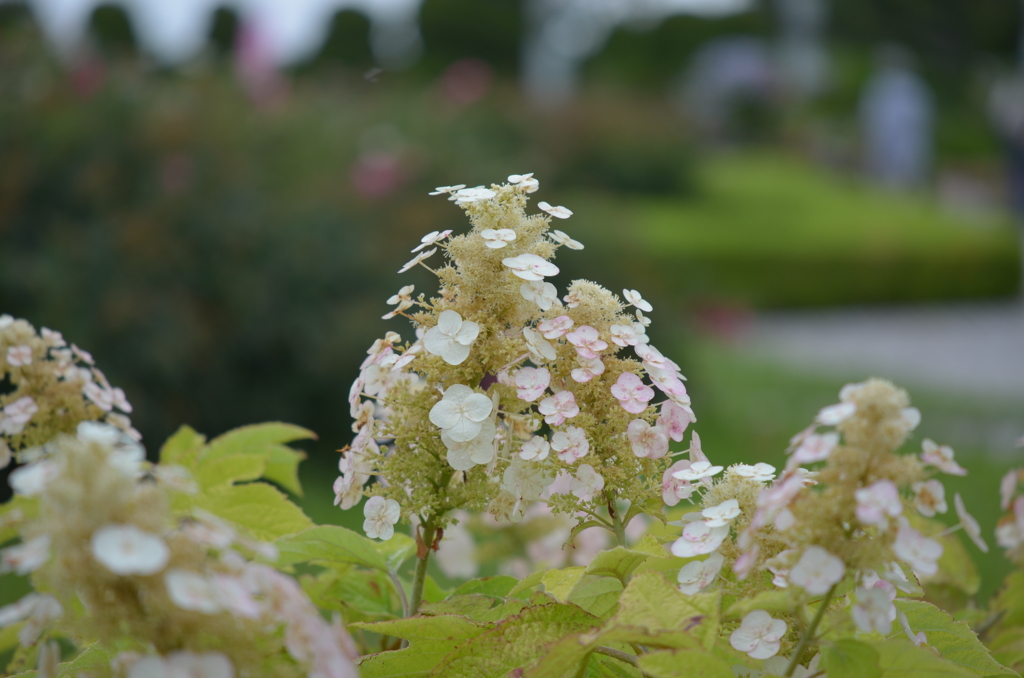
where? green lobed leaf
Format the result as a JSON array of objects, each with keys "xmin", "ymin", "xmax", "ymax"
[
  {"xmin": 304, "ymin": 569, "xmax": 399, "ymax": 618},
  {"xmin": 724, "ymin": 591, "xmax": 795, "ymax": 620},
  {"xmin": 637, "ymin": 649, "xmax": 734, "ymax": 678},
  {"xmin": 358, "ymin": 648, "xmax": 455, "ymax": 678},
  {"xmin": 993, "ymin": 572, "xmax": 1024, "ymax": 629},
  {"xmin": 194, "ymin": 454, "xmax": 267, "ymax": 489},
  {"xmin": 201, "ymin": 422, "xmax": 316, "ymax": 461},
  {"xmin": 452, "ymin": 576, "xmax": 519, "ymax": 600},
  {"xmin": 376, "ymin": 533, "xmax": 417, "ymax": 572},
  {"xmin": 568, "ymin": 578, "xmax": 623, "ymax": 620},
  {"xmin": 263, "ymin": 444, "xmax": 307, "ymax": 496},
  {"xmin": 873, "ymin": 640, "xmax": 977, "ymax": 678},
  {"xmin": 989, "ymin": 627, "xmax": 1024, "ymax": 673},
  {"xmin": 509, "ymin": 570, "xmax": 546, "ymax": 596},
  {"xmin": 543, "ymin": 567, "xmax": 588, "ymax": 602},
  {"xmin": 586, "ymin": 654, "xmax": 643, "ymax": 678},
  {"xmin": 895, "ymin": 600, "xmax": 1016, "ymax": 677},
  {"xmin": 520, "ymin": 633, "xmax": 599, "ymax": 678},
  {"xmin": 421, "ymin": 595, "xmax": 529, "ymax": 623},
  {"xmin": 822, "ymin": 639, "xmax": 881, "ymax": 678},
  {"xmin": 194, "ymin": 482, "xmax": 312, "ymax": 541},
  {"xmin": 277, "ymin": 525, "xmax": 388, "ymax": 571},
  {"xmin": 430, "ymin": 601, "xmax": 603, "ymax": 677},
  {"xmin": 604, "ymin": 571, "xmax": 719, "ymax": 650},
  {"xmin": 352, "ymin": 614, "xmax": 494, "ymax": 646},
  {"xmin": 157, "ymin": 425, "xmax": 206, "ymax": 467},
  {"xmin": 585, "ymin": 547, "xmax": 652, "ymax": 585}
]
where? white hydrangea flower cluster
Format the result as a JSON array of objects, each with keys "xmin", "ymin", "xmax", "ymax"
[
  {"xmin": 0, "ymin": 314, "xmax": 138, "ymax": 465},
  {"xmin": 339, "ymin": 173, "xmax": 701, "ymax": 556},
  {"xmin": 0, "ymin": 422, "xmax": 358, "ymax": 678}
]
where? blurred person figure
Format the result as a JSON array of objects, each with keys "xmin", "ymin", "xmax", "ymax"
[
  {"xmin": 859, "ymin": 45, "xmax": 934, "ymax": 190},
  {"xmin": 988, "ymin": 73, "xmax": 1024, "ymax": 221}
]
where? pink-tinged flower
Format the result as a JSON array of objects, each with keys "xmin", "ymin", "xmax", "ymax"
[
  {"xmin": 789, "ymin": 546, "xmax": 845, "ymax": 595},
  {"xmin": 502, "ymin": 253, "xmax": 559, "ymax": 281},
  {"xmin": 899, "ymin": 611, "xmax": 929, "ymax": 647},
  {"xmin": 751, "ymin": 471, "xmax": 805, "ymax": 529},
  {"xmin": 212, "ymin": 574, "xmax": 262, "ymax": 619},
  {"xmin": 649, "ymin": 370, "xmax": 690, "ymax": 404},
  {"xmin": 537, "ymin": 201, "xmax": 572, "ymax": 219},
  {"xmin": 549, "ymin": 229, "xmax": 583, "ymax": 250},
  {"xmin": 855, "ymin": 480, "xmax": 903, "ymax": 525},
  {"xmin": 515, "ymin": 367, "xmax": 550, "ymax": 402},
  {"xmin": 391, "ymin": 345, "xmax": 422, "ymax": 371},
  {"xmin": 40, "ymin": 328, "xmax": 65, "ymax": 347},
  {"xmin": 538, "ymin": 391, "xmax": 579, "ymax": 426},
  {"xmin": 563, "ymin": 289, "xmax": 582, "ymax": 308},
  {"xmin": 730, "ymin": 610, "xmax": 787, "ymax": 660},
  {"xmin": 0, "ymin": 536, "xmax": 50, "ymax": 576},
  {"xmin": 571, "ymin": 357, "xmax": 605, "ymax": 383},
  {"xmin": 508, "ymin": 173, "xmax": 538, "ymax": 191},
  {"xmin": 570, "ymin": 464, "xmax": 605, "ymax": 500},
  {"xmin": 424, "ymin": 310, "xmax": 480, "ymax": 366},
  {"xmin": 538, "ymin": 315, "xmax": 574, "ymax": 339},
  {"xmin": 912, "ymin": 480, "xmax": 947, "ymax": 517},
  {"xmin": 662, "ymin": 461, "xmax": 694, "ymax": 507},
  {"xmin": 71, "ymin": 343, "xmax": 94, "ymax": 364},
  {"xmin": 398, "ymin": 248, "xmax": 437, "ymax": 274},
  {"xmin": 671, "ymin": 521, "xmax": 729, "ymax": 559},
  {"xmin": 6, "ymin": 345, "xmax": 32, "ymax": 367},
  {"xmin": 611, "ymin": 372, "xmax": 655, "ymax": 414},
  {"xmin": 519, "ymin": 436, "xmax": 550, "ymax": 461},
  {"xmin": 730, "ymin": 463, "xmax": 776, "ymax": 483},
  {"xmin": 363, "ymin": 496, "xmax": 401, "ymax": 541},
  {"xmin": 677, "ymin": 552, "xmax": 724, "ymax": 594},
  {"xmin": 429, "ymin": 384, "xmax": 493, "ymax": 442},
  {"xmin": 954, "ymin": 493, "xmax": 988, "ymax": 553},
  {"xmin": 8, "ymin": 460, "xmax": 57, "ymax": 496},
  {"xmin": 852, "ymin": 585, "xmax": 896, "ymax": 634},
  {"xmin": 672, "ymin": 461, "xmax": 724, "ymax": 482},
  {"xmin": 609, "ymin": 324, "xmax": 640, "ymax": 347},
  {"xmin": 774, "ymin": 508, "xmax": 796, "ymax": 531},
  {"xmin": 481, "ymin": 228, "xmax": 517, "ymax": 249},
  {"xmin": 702, "ymin": 499, "xmax": 741, "ymax": 527},
  {"xmin": 893, "ymin": 525, "xmax": 942, "ymax": 577},
  {"xmin": 551, "ymin": 427, "xmax": 589, "ymax": 462},
  {"xmin": 523, "ymin": 327, "xmax": 557, "ymax": 362},
  {"xmin": 1000, "ymin": 470, "xmax": 1019, "ymax": 511},
  {"xmin": 622, "ymin": 289, "xmax": 653, "ymax": 313},
  {"xmin": 453, "ymin": 186, "xmax": 496, "ymax": 204},
  {"xmin": 733, "ymin": 546, "xmax": 759, "ymax": 580},
  {"xmin": 792, "ymin": 432, "xmax": 839, "ymax": 464},
  {"xmin": 657, "ymin": 401, "xmax": 694, "ymax": 442},
  {"xmin": 688, "ymin": 431, "xmax": 708, "ymax": 464},
  {"xmin": 997, "ymin": 520, "xmax": 1022, "ymax": 550},
  {"xmin": 817, "ymin": 402, "xmax": 856, "ymax": 425},
  {"xmin": 520, "ymin": 281, "xmax": 560, "ymax": 311},
  {"xmin": 2, "ymin": 396, "xmax": 38, "ymax": 432},
  {"xmin": 91, "ymin": 525, "xmax": 170, "ymax": 576},
  {"xmin": 627, "ymin": 419, "xmax": 669, "ymax": 459},
  {"xmin": 565, "ymin": 325, "xmax": 608, "ymax": 359},
  {"xmin": 921, "ymin": 439, "xmax": 967, "ymax": 476},
  {"xmin": 635, "ymin": 344, "xmax": 680, "ymax": 378}
]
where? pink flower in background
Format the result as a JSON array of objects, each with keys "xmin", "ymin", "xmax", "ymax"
[
  {"xmin": 439, "ymin": 58, "xmax": 493, "ymax": 106},
  {"xmin": 662, "ymin": 461, "xmax": 694, "ymax": 506},
  {"xmin": 551, "ymin": 427, "xmax": 589, "ymax": 462},
  {"xmin": 855, "ymin": 480, "xmax": 902, "ymax": 525},
  {"xmin": 565, "ymin": 326, "xmax": 607, "ymax": 359},
  {"xmin": 627, "ymin": 419, "xmax": 668, "ymax": 459},
  {"xmin": 515, "ymin": 367, "xmax": 550, "ymax": 402},
  {"xmin": 539, "ymin": 391, "xmax": 579, "ymax": 426},
  {"xmin": 789, "ymin": 546, "xmax": 845, "ymax": 595},
  {"xmin": 657, "ymin": 401, "xmax": 694, "ymax": 442},
  {"xmin": 730, "ymin": 611, "xmax": 786, "ymax": 660},
  {"xmin": 234, "ymin": 20, "xmax": 288, "ymax": 108},
  {"xmin": 538, "ymin": 316, "xmax": 573, "ymax": 339},
  {"xmin": 921, "ymin": 439, "xmax": 967, "ymax": 476}
]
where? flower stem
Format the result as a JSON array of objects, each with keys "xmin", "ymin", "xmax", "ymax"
[
  {"xmin": 785, "ymin": 585, "xmax": 837, "ymax": 677},
  {"xmin": 408, "ymin": 521, "xmax": 437, "ymax": 617},
  {"xmin": 593, "ymin": 645, "xmax": 638, "ymax": 667},
  {"xmin": 608, "ymin": 497, "xmax": 628, "ymax": 548}
]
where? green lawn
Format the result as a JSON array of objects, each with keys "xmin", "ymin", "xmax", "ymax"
[{"xmin": 571, "ymin": 153, "xmax": 1021, "ymax": 307}]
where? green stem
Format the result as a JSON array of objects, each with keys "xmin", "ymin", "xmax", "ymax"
[
  {"xmin": 785, "ymin": 585, "xmax": 837, "ymax": 677},
  {"xmin": 592, "ymin": 645, "xmax": 638, "ymax": 667},
  {"xmin": 409, "ymin": 521, "xmax": 437, "ymax": 617},
  {"xmin": 608, "ymin": 497, "xmax": 628, "ymax": 547}
]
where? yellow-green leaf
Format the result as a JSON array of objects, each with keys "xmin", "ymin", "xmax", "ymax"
[
  {"xmin": 568, "ymin": 578, "xmax": 623, "ymax": 620},
  {"xmin": 277, "ymin": 525, "xmax": 388, "ymax": 571},
  {"xmin": 823, "ymin": 640, "xmax": 881, "ymax": 678},
  {"xmin": 376, "ymin": 533, "xmax": 416, "ymax": 572},
  {"xmin": 263, "ymin": 444, "xmax": 307, "ymax": 496},
  {"xmin": 158, "ymin": 425, "xmax": 206, "ymax": 467},
  {"xmin": 637, "ymin": 649, "xmax": 733, "ymax": 678},
  {"xmin": 873, "ymin": 640, "xmax": 976, "ymax": 678},
  {"xmin": 586, "ymin": 547, "xmax": 651, "ymax": 585},
  {"xmin": 604, "ymin": 571, "xmax": 719, "ymax": 650},
  {"xmin": 202, "ymin": 422, "xmax": 316, "ymax": 461},
  {"xmin": 195, "ymin": 483, "xmax": 312, "ymax": 541},
  {"xmin": 543, "ymin": 567, "xmax": 588, "ymax": 602},
  {"xmin": 894, "ymin": 600, "xmax": 1015, "ymax": 677},
  {"xmin": 452, "ymin": 576, "xmax": 519, "ymax": 599},
  {"xmin": 195, "ymin": 454, "xmax": 267, "ymax": 489}
]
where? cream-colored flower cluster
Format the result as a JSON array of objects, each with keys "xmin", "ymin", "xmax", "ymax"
[
  {"xmin": 0, "ymin": 423, "xmax": 358, "ymax": 678},
  {"xmin": 690, "ymin": 378, "xmax": 987, "ymax": 662},
  {"xmin": 997, "ymin": 464, "xmax": 1024, "ymax": 565},
  {"xmin": 0, "ymin": 314, "xmax": 137, "ymax": 467},
  {"xmin": 338, "ymin": 175, "xmax": 698, "ymax": 543}
]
